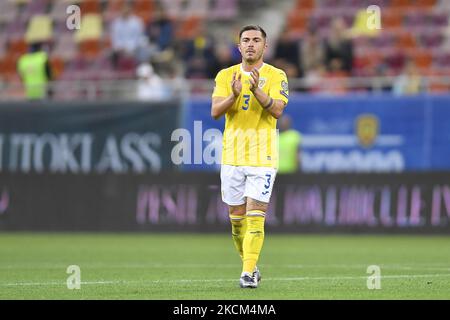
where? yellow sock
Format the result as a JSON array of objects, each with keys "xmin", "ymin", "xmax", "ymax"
[
  {"xmin": 242, "ymin": 210, "xmax": 265, "ymax": 274},
  {"xmin": 229, "ymin": 214, "xmax": 247, "ymax": 261}
]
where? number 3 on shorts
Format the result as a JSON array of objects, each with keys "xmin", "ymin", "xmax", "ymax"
[
  {"xmin": 264, "ymin": 174, "xmax": 272, "ymax": 189},
  {"xmin": 263, "ymin": 173, "xmax": 272, "ymax": 193}
]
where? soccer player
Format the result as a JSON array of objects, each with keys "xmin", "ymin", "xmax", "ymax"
[{"xmin": 211, "ymin": 25, "xmax": 289, "ymax": 288}]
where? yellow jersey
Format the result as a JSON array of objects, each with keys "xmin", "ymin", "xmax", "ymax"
[{"xmin": 212, "ymin": 63, "xmax": 289, "ymax": 168}]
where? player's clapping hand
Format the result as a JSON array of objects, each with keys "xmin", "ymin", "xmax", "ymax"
[
  {"xmin": 231, "ymin": 72, "xmax": 242, "ymax": 97},
  {"xmin": 249, "ymin": 68, "xmax": 259, "ymax": 92}
]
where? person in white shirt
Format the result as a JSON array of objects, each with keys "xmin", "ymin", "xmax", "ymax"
[
  {"xmin": 110, "ymin": 6, "xmax": 149, "ymax": 65},
  {"xmin": 136, "ymin": 63, "xmax": 169, "ymax": 101}
]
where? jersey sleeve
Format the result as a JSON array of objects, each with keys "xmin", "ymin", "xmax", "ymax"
[
  {"xmin": 212, "ymin": 69, "xmax": 229, "ymax": 98},
  {"xmin": 269, "ymin": 70, "xmax": 289, "ymax": 105}
]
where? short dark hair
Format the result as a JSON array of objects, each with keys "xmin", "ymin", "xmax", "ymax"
[{"xmin": 239, "ymin": 25, "xmax": 267, "ymax": 39}]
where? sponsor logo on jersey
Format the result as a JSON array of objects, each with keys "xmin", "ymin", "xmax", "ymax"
[{"xmin": 280, "ymin": 80, "xmax": 289, "ymax": 98}]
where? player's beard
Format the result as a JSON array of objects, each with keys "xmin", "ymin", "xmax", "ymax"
[{"xmin": 245, "ymin": 50, "xmax": 263, "ymax": 65}]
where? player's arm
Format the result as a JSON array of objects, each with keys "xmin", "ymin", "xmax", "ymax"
[
  {"xmin": 249, "ymin": 69, "xmax": 287, "ymax": 119},
  {"xmin": 211, "ymin": 72, "xmax": 242, "ymax": 120},
  {"xmin": 211, "ymin": 95, "xmax": 237, "ymax": 120},
  {"xmin": 251, "ymin": 86, "xmax": 286, "ymax": 119}
]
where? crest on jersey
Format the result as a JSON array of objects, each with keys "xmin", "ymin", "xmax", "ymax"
[
  {"xmin": 258, "ymin": 78, "xmax": 266, "ymax": 88},
  {"xmin": 356, "ymin": 114, "xmax": 379, "ymax": 147}
]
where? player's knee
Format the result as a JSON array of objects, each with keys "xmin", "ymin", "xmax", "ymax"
[
  {"xmin": 229, "ymin": 204, "xmax": 246, "ymax": 216},
  {"xmin": 246, "ymin": 197, "xmax": 268, "ymax": 212}
]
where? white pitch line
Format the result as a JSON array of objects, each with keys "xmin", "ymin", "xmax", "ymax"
[
  {"xmin": 1, "ymin": 263, "xmax": 449, "ymax": 270},
  {"xmin": 268, "ymin": 274, "xmax": 450, "ymax": 281},
  {"xmin": 0, "ymin": 263, "xmax": 239, "ymax": 269},
  {"xmin": 1, "ymin": 273, "xmax": 450, "ymax": 287},
  {"xmin": 283, "ymin": 264, "xmax": 450, "ymax": 271}
]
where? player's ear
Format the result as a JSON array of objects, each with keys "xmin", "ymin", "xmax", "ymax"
[{"xmin": 237, "ymin": 43, "xmax": 242, "ymax": 53}]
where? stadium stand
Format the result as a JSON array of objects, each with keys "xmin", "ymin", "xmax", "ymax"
[
  {"xmin": 0, "ymin": 0, "xmax": 449, "ymax": 99},
  {"xmin": 283, "ymin": 0, "xmax": 450, "ymax": 92}
]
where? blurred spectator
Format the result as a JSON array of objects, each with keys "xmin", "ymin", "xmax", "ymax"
[
  {"xmin": 306, "ymin": 59, "xmax": 349, "ymax": 95},
  {"xmin": 324, "ymin": 17, "xmax": 353, "ymax": 73},
  {"xmin": 17, "ymin": 42, "xmax": 52, "ymax": 100},
  {"xmin": 165, "ymin": 63, "xmax": 186, "ymax": 97},
  {"xmin": 229, "ymin": 25, "xmax": 243, "ymax": 62},
  {"xmin": 273, "ymin": 28, "xmax": 300, "ymax": 76},
  {"xmin": 181, "ymin": 24, "xmax": 214, "ymax": 61},
  {"xmin": 300, "ymin": 28, "xmax": 324, "ymax": 77},
  {"xmin": 135, "ymin": 63, "xmax": 170, "ymax": 101},
  {"xmin": 372, "ymin": 64, "xmax": 393, "ymax": 93},
  {"xmin": 185, "ymin": 56, "xmax": 210, "ymax": 79},
  {"xmin": 160, "ymin": 0, "xmax": 208, "ymax": 18},
  {"xmin": 303, "ymin": 62, "xmax": 326, "ymax": 93},
  {"xmin": 208, "ymin": 44, "xmax": 234, "ymax": 78},
  {"xmin": 283, "ymin": 63, "xmax": 301, "ymax": 80},
  {"xmin": 393, "ymin": 59, "xmax": 423, "ymax": 95},
  {"xmin": 278, "ymin": 115, "xmax": 302, "ymax": 174},
  {"xmin": 184, "ymin": 0, "xmax": 209, "ymax": 17},
  {"xmin": 110, "ymin": 5, "xmax": 149, "ymax": 67},
  {"xmin": 182, "ymin": 24, "xmax": 215, "ymax": 78},
  {"xmin": 320, "ymin": 58, "xmax": 349, "ymax": 95},
  {"xmin": 385, "ymin": 50, "xmax": 406, "ymax": 74},
  {"xmin": 147, "ymin": 7, "xmax": 174, "ymax": 51}
]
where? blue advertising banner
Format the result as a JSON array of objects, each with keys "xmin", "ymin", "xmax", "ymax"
[
  {"xmin": 181, "ymin": 96, "xmax": 224, "ymax": 171},
  {"xmin": 181, "ymin": 94, "xmax": 450, "ymax": 172},
  {"xmin": 430, "ymin": 95, "xmax": 450, "ymax": 169}
]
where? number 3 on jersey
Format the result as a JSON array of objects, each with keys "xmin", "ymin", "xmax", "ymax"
[{"xmin": 241, "ymin": 94, "xmax": 250, "ymax": 110}]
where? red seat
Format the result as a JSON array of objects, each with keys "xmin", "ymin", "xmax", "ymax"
[
  {"xmin": 287, "ymin": 12, "xmax": 308, "ymax": 33},
  {"xmin": 296, "ymin": 0, "xmax": 315, "ymax": 10},
  {"xmin": 382, "ymin": 10, "xmax": 403, "ymax": 29},
  {"xmin": 79, "ymin": 39, "xmax": 102, "ymax": 59},
  {"xmin": 0, "ymin": 55, "xmax": 19, "ymax": 81},
  {"xmin": 8, "ymin": 38, "xmax": 29, "ymax": 58},
  {"xmin": 390, "ymin": 0, "xmax": 413, "ymax": 8},
  {"xmin": 176, "ymin": 16, "xmax": 202, "ymax": 40},
  {"xmin": 133, "ymin": 0, "xmax": 155, "ymax": 23},
  {"xmin": 80, "ymin": 0, "xmax": 100, "ymax": 14},
  {"xmin": 415, "ymin": 0, "xmax": 437, "ymax": 8},
  {"xmin": 49, "ymin": 56, "xmax": 65, "ymax": 80},
  {"xmin": 397, "ymin": 32, "xmax": 417, "ymax": 49}
]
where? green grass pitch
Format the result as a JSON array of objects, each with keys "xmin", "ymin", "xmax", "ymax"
[{"xmin": 0, "ymin": 233, "xmax": 449, "ymax": 299}]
